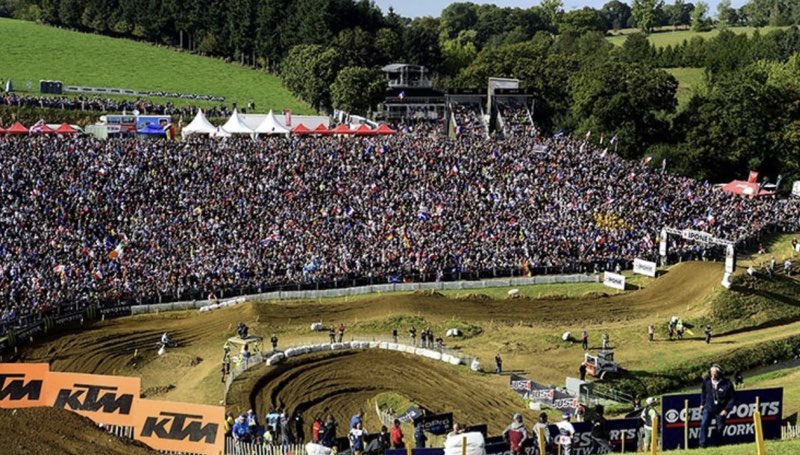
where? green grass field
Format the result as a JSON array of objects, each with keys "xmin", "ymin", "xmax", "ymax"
[
  {"xmin": 666, "ymin": 67, "xmax": 706, "ymax": 108},
  {"xmin": 607, "ymin": 26, "xmax": 788, "ymax": 47},
  {"xmin": 0, "ymin": 18, "xmax": 311, "ymax": 113},
  {"xmin": 660, "ymin": 439, "xmax": 800, "ymax": 454}
]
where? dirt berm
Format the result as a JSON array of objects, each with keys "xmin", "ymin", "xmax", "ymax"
[{"xmin": 0, "ymin": 407, "xmax": 156, "ymax": 455}]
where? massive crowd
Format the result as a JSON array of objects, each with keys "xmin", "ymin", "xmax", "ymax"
[
  {"xmin": 1, "ymin": 130, "xmax": 798, "ymax": 330},
  {"xmin": 0, "ymin": 93, "xmax": 238, "ymax": 119}
]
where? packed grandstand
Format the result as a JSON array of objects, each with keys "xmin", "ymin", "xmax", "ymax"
[{"xmin": 1, "ymin": 117, "xmax": 798, "ymax": 333}]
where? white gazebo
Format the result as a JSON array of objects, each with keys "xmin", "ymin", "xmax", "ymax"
[
  {"xmin": 221, "ymin": 108, "xmax": 255, "ymax": 137},
  {"xmin": 255, "ymin": 110, "xmax": 291, "ymax": 136},
  {"xmin": 181, "ymin": 109, "xmax": 218, "ymax": 139}
]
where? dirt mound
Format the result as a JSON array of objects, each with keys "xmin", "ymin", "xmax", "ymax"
[
  {"xmin": 0, "ymin": 407, "xmax": 155, "ymax": 455},
  {"xmin": 582, "ymin": 291, "xmax": 610, "ymax": 299},
  {"xmin": 413, "ymin": 289, "xmax": 445, "ymax": 298},
  {"xmin": 231, "ymin": 350, "xmax": 533, "ymax": 435},
  {"xmin": 141, "ymin": 384, "xmax": 176, "ymax": 398},
  {"xmin": 464, "ymin": 293, "xmax": 492, "ymax": 301}
]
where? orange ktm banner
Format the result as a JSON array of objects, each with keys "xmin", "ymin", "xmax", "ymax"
[
  {"xmin": 0, "ymin": 363, "xmax": 50, "ymax": 408},
  {"xmin": 45, "ymin": 371, "xmax": 140, "ymax": 426},
  {"xmin": 132, "ymin": 399, "xmax": 225, "ymax": 455}
]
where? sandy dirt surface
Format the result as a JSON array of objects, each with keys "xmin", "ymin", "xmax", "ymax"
[
  {"xmin": 0, "ymin": 408, "xmax": 155, "ymax": 455},
  {"xmin": 229, "ymin": 349, "xmax": 535, "ymax": 435},
  {"xmin": 16, "ymin": 262, "xmax": 727, "ymax": 434}
]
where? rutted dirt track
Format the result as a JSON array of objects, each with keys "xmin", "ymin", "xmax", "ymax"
[
  {"xmin": 18, "ymin": 262, "xmax": 724, "ymax": 427},
  {"xmin": 236, "ymin": 350, "xmax": 534, "ymax": 435},
  {"xmin": 0, "ymin": 408, "xmax": 155, "ymax": 455}
]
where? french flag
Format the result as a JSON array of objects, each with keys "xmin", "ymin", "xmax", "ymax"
[
  {"xmin": 29, "ymin": 119, "xmax": 46, "ymax": 133},
  {"xmin": 398, "ymin": 91, "xmax": 405, "ymax": 101}
]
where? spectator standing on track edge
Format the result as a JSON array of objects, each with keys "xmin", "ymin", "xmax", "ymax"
[
  {"xmin": 699, "ymin": 364, "xmax": 735, "ymax": 448},
  {"xmin": 390, "ymin": 419, "xmax": 405, "ymax": 448},
  {"xmin": 502, "ymin": 413, "xmax": 528, "ymax": 455}
]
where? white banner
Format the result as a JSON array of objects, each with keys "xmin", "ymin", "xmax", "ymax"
[
  {"xmin": 603, "ymin": 272, "xmax": 626, "ymax": 291},
  {"xmin": 725, "ymin": 245, "xmax": 736, "ymax": 274},
  {"xmin": 633, "ymin": 258, "xmax": 657, "ymax": 277}
]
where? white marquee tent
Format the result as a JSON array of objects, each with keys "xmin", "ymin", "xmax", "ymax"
[
  {"xmin": 181, "ymin": 109, "xmax": 218, "ymax": 138},
  {"xmin": 221, "ymin": 109, "xmax": 255, "ymax": 136},
  {"xmin": 254, "ymin": 110, "xmax": 291, "ymax": 136}
]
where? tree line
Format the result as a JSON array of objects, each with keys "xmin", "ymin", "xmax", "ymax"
[{"xmin": 1, "ymin": 0, "xmax": 800, "ymax": 184}]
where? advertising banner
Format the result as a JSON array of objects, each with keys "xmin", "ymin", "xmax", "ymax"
[
  {"xmin": 602, "ymin": 272, "xmax": 625, "ymax": 291},
  {"xmin": 133, "ymin": 399, "xmax": 225, "ymax": 455},
  {"xmin": 661, "ymin": 387, "xmax": 783, "ymax": 450},
  {"xmin": 633, "ymin": 258, "xmax": 657, "ymax": 277},
  {"xmin": 0, "ymin": 363, "xmax": 50, "ymax": 408},
  {"xmin": 45, "ymin": 371, "xmax": 140, "ymax": 426},
  {"xmin": 509, "ymin": 373, "xmax": 532, "ymax": 395},
  {"xmin": 414, "ymin": 412, "xmax": 454, "ymax": 435}
]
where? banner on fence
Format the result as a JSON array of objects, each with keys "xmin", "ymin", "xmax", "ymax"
[
  {"xmin": 633, "ymin": 258, "xmax": 657, "ymax": 277},
  {"xmin": 133, "ymin": 398, "xmax": 225, "ymax": 455},
  {"xmin": 661, "ymin": 387, "xmax": 783, "ymax": 450},
  {"xmin": 0, "ymin": 363, "xmax": 50, "ymax": 408},
  {"xmin": 414, "ymin": 412, "xmax": 454, "ymax": 435},
  {"xmin": 509, "ymin": 373, "xmax": 532, "ymax": 395},
  {"xmin": 46, "ymin": 371, "xmax": 140, "ymax": 426},
  {"xmin": 602, "ymin": 272, "xmax": 625, "ymax": 291}
]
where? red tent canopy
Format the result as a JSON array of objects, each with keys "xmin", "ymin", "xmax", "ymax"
[
  {"xmin": 5, "ymin": 122, "xmax": 28, "ymax": 135},
  {"xmin": 721, "ymin": 180, "xmax": 774, "ymax": 198},
  {"xmin": 55, "ymin": 123, "xmax": 78, "ymax": 134},
  {"xmin": 313, "ymin": 124, "xmax": 333, "ymax": 135},
  {"xmin": 375, "ymin": 124, "xmax": 397, "ymax": 135},
  {"xmin": 353, "ymin": 124, "xmax": 376, "ymax": 136},
  {"xmin": 332, "ymin": 124, "xmax": 353, "ymax": 135},
  {"xmin": 32, "ymin": 124, "xmax": 56, "ymax": 134},
  {"xmin": 292, "ymin": 124, "xmax": 312, "ymax": 135}
]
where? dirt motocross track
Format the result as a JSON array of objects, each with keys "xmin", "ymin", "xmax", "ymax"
[
  {"xmin": 19, "ymin": 262, "xmax": 722, "ymax": 436},
  {"xmin": 0, "ymin": 408, "xmax": 155, "ymax": 455}
]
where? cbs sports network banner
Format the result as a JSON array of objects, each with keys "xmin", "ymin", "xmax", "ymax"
[{"xmin": 661, "ymin": 387, "xmax": 783, "ymax": 450}]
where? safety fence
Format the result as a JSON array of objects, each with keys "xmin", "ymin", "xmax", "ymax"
[
  {"xmin": 224, "ymin": 439, "xmax": 305, "ymax": 455},
  {"xmin": 784, "ymin": 423, "xmax": 800, "ymax": 440},
  {"xmin": 130, "ymin": 273, "xmax": 598, "ymax": 315}
]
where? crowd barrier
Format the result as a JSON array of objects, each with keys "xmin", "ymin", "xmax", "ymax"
[
  {"xmin": 224, "ymin": 440, "xmax": 305, "ymax": 455},
  {"xmin": 131, "ymin": 274, "xmax": 599, "ymax": 315},
  {"xmin": 223, "ymin": 338, "xmax": 475, "ymax": 406}
]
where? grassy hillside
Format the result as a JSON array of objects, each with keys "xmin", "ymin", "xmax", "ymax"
[
  {"xmin": 0, "ymin": 18, "xmax": 311, "ymax": 113},
  {"xmin": 666, "ymin": 67, "xmax": 705, "ymax": 108},
  {"xmin": 607, "ymin": 26, "xmax": 788, "ymax": 47}
]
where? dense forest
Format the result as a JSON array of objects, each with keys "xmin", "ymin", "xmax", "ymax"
[{"xmin": 2, "ymin": 0, "xmax": 800, "ymax": 183}]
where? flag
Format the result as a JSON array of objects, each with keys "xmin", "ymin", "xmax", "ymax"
[
  {"xmin": 403, "ymin": 234, "xmax": 411, "ymax": 249},
  {"xmin": 600, "ymin": 148, "xmax": 608, "ymax": 158},
  {"xmin": 599, "ymin": 133, "xmax": 605, "ymax": 145},
  {"xmin": 53, "ymin": 264, "xmax": 66, "ymax": 274},
  {"xmin": 398, "ymin": 91, "xmax": 405, "ymax": 100},
  {"xmin": 519, "ymin": 227, "xmax": 526, "ymax": 241},
  {"xmin": 108, "ymin": 240, "xmax": 126, "ymax": 259},
  {"xmin": 30, "ymin": 119, "xmax": 46, "ymax": 133},
  {"xmin": 610, "ymin": 134, "xmax": 618, "ymax": 145},
  {"xmin": 579, "ymin": 142, "xmax": 586, "ymax": 154},
  {"xmin": 661, "ymin": 158, "xmax": 667, "ymax": 174},
  {"xmin": 642, "ymin": 156, "xmax": 653, "ymax": 165},
  {"xmin": 748, "ymin": 170, "xmax": 759, "ymax": 183},
  {"xmin": 584, "ymin": 130, "xmax": 591, "ymax": 140},
  {"xmin": 450, "ymin": 163, "xmax": 460, "ymax": 175}
]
